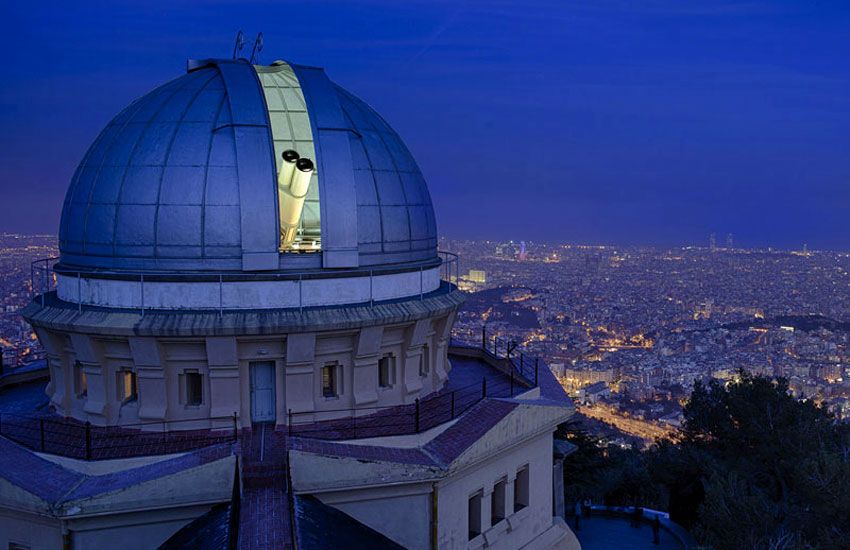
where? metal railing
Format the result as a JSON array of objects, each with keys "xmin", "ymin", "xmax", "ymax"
[
  {"xmin": 0, "ymin": 412, "xmax": 238, "ymax": 460},
  {"xmin": 0, "ymin": 346, "xmax": 46, "ymax": 374},
  {"xmin": 30, "ymin": 251, "xmax": 459, "ymax": 315},
  {"xmin": 288, "ymin": 327, "xmax": 540, "ymax": 441},
  {"xmin": 451, "ymin": 325, "xmax": 540, "ymax": 385}
]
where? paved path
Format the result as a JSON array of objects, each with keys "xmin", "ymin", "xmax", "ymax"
[{"xmin": 237, "ymin": 425, "xmax": 292, "ymax": 550}]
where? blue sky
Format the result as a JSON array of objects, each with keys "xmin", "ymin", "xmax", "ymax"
[{"xmin": 3, "ymin": 1, "xmax": 850, "ymax": 249}]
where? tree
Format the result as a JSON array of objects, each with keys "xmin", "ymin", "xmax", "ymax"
[{"xmin": 674, "ymin": 372, "xmax": 850, "ymax": 550}]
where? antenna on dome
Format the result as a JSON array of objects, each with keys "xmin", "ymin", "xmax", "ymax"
[
  {"xmin": 232, "ymin": 30, "xmax": 245, "ymax": 60},
  {"xmin": 249, "ymin": 32, "xmax": 263, "ymax": 64}
]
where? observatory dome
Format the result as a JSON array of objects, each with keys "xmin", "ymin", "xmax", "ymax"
[{"xmin": 58, "ymin": 59, "xmax": 437, "ymax": 273}]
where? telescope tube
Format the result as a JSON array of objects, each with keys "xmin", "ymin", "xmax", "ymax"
[
  {"xmin": 279, "ymin": 156, "xmax": 315, "ymax": 246},
  {"xmin": 277, "ymin": 149, "xmax": 299, "ymax": 191}
]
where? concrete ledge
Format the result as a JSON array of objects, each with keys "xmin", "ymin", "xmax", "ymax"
[
  {"xmin": 585, "ymin": 505, "xmax": 696, "ymax": 548},
  {"xmin": 23, "ymin": 289, "xmax": 465, "ymax": 338},
  {"xmin": 0, "ymin": 366, "xmax": 49, "ymax": 390}
]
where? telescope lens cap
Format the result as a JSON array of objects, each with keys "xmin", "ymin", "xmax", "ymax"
[{"xmin": 296, "ymin": 158, "xmax": 314, "ymax": 172}]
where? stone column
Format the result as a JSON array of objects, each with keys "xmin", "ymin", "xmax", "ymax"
[
  {"xmin": 70, "ymin": 333, "xmax": 109, "ymax": 425},
  {"xmin": 205, "ymin": 337, "xmax": 241, "ymax": 427},
  {"xmin": 286, "ymin": 333, "xmax": 317, "ymax": 419},
  {"xmin": 481, "ymin": 486, "xmax": 493, "ymax": 534},
  {"xmin": 505, "ymin": 474, "xmax": 516, "ymax": 518},
  {"xmin": 352, "ymin": 326, "xmax": 381, "ymax": 406},
  {"xmin": 553, "ymin": 457, "xmax": 565, "ymax": 518},
  {"xmin": 402, "ymin": 319, "xmax": 430, "ymax": 398},
  {"xmin": 35, "ymin": 328, "xmax": 67, "ymax": 414},
  {"xmin": 129, "ymin": 337, "xmax": 167, "ymax": 422},
  {"xmin": 433, "ymin": 311, "xmax": 456, "ymax": 383}
]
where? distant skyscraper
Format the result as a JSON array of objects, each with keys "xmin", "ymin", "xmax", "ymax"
[
  {"xmin": 726, "ymin": 233, "xmax": 734, "ymax": 250},
  {"xmin": 468, "ymin": 269, "xmax": 487, "ymax": 283},
  {"xmin": 519, "ymin": 240, "xmax": 527, "ymax": 261},
  {"xmin": 585, "ymin": 253, "xmax": 601, "ymax": 273},
  {"xmin": 803, "ymin": 243, "xmax": 808, "ymax": 255},
  {"xmin": 709, "ymin": 233, "xmax": 717, "ymax": 252}
]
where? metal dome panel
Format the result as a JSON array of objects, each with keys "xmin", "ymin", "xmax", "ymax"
[
  {"xmin": 334, "ymin": 86, "xmax": 437, "ymax": 265},
  {"xmin": 58, "ymin": 57, "xmax": 439, "ymax": 273}
]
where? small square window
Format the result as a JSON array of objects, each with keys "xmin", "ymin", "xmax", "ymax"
[
  {"xmin": 492, "ymin": 477, "xmax": 507, "ymax": 524},
  {"xmin": 515, "ymin": 465, "xmax": 530, "ymax": 511},
  {"xmin": 117, "ymin": 369, "xmax": 137, "ymax": 402},
  {"xmin": 468, "ymin": 490, "xmax": 483, "ymax": 540},
  {"xmin": 74, "ymin": 361, "xmax": 87, "ymax": 396},
  {"xmin": 419, "ymin": 345, "xmax": 430, "ymax": 377},
  {"xmin": 322, "ymin": 364, "xmax": 338, "ymax": 398},
  {"xmin": 186, "ymin": 371, "xmax": 202, "ymax": 405},
  {"xmin": 378, "ymin": 355, "xmax": 392, "ymax": 388}
]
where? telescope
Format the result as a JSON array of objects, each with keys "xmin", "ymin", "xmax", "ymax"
[{"xmin": 277, "ymin": 150, "xmax": 315, "ymax": 247}]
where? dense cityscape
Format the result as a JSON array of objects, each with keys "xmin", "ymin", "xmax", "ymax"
[
  {"xmin": 5, "ymin": 233, "xmax": 850, "ymax": 448},
  {"xmin": 0, "ymin": 234, "xmax": 54, "ymax": 371},
  {"xmin": 445, "ymin": 237, "xmax": 850, "ymax": 447}
]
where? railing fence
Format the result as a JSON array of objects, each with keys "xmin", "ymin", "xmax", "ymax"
[
  {"xmin": 288, "ymin": 325, "xmax": 541, "ymax": 441},
  {"xmin": 0, "ymin": 412, "xmax": 238, "ymax": 460}
]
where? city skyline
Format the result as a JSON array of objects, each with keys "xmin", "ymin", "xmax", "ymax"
[{"xmin": 4, "ymin": 1, "xmax": 850, "ymax": 250}]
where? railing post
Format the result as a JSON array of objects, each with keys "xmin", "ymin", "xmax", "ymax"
[
  {"xmin": 535, "ymin": 358, "xmax": 539, "ymax": 387},
  {"xmin": 140, "ymin": 273, "xmax": 145, "ymax": 317},
  {"xmin": 40, "ymin": 419, "xmax": 45, "ymax": 452},
  {"xmin": 451, "ymin": 391, "xmax": 455, "ymax": 419},
  {"xmin": 233, "ymin": 412, "xmax": 238, "ymax": 442},
  {"xmin": 482, "ymin": 377, "xmax": 487, "ymax": 398},
  {"xmin": 510, "ymin": 372, "xmax": 514, "ymax": 397},
  {"xmin": 415, "ymin": 398, "xmax": 421, "ymax": 433},
  {"xmin": 85, "ymin": 421, "xmax": 92, "ymax": 460},
  {"xmin": 298, "ymin": 274, "xmax": 303, "ymax": 314},
  {"xmin": 481, "ymin": 325, "xmax": 486, "ymax": 349},
  {"xmin": 420, "ymin": 266, "xmax": 424, "ymax": 301},
  {"xmin": 78, "ymin": 272, "xmax": 82, "ymax": 312},
  {"xmin": 369, "ymin": 270, "xmax": 374, "ymax": 307},
  {"xmin": 219, "ymin": 273, "xmax": 224, "ymax": 317},
  {"xmin": 520, "ymin": 354, "xmax": 524, "ymax": 377},
  {"xmin": 288, "ymin": 409, "xmax": 293, "ymax": 437}
]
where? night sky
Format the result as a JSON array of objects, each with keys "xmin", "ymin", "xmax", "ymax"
[{"xmin": 3, "ymin": 1, "xmax": 850, "ymax": 250}]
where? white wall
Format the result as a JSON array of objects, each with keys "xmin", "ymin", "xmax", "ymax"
[
  {"xmin": 0, "ymin": 509, "xmax": 62, "ymax": 550},
  {"xmin": 319, "ymin": 484, "xmax": 433, "ymax": 550},
  {"xmin": 437, "ymin": 432, "xmax": 555, "ymax": 550},
  {"xmin": 56, "ymin": 267, "xmax": 441, "ymax": 310}
]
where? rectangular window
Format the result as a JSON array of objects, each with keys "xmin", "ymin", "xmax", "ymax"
[
  {"xmin": 186, "ymin": 371, "xmax": 203, "ymax": 405},
  {"xmin": 322, "ymin": 364, "xmax": 337, "ymax": 398},
  {"xmin": 419, "ymin": 345, "xmax": 430, "ymax": 377},
  {"xmin": 492, "ymin": 477, "xmax": 507, "ymax": 524},
  {"xmin": 468, "ymin": 490, "xmax": 483, "ymax": 540},
  {"xmin": 117, "ymin": 369, "xmax": 137, "ymax": 402},
  {"xmin": 74, "ymin": 361, "xmax": 87, "ymax": 396},
  {"xmin": 515, "ymin": 465, "xmax": 530, "ymax": 511},
  {"xmin": 378, "ymin": 355, "xmax": 392, "ymax": 388}
]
